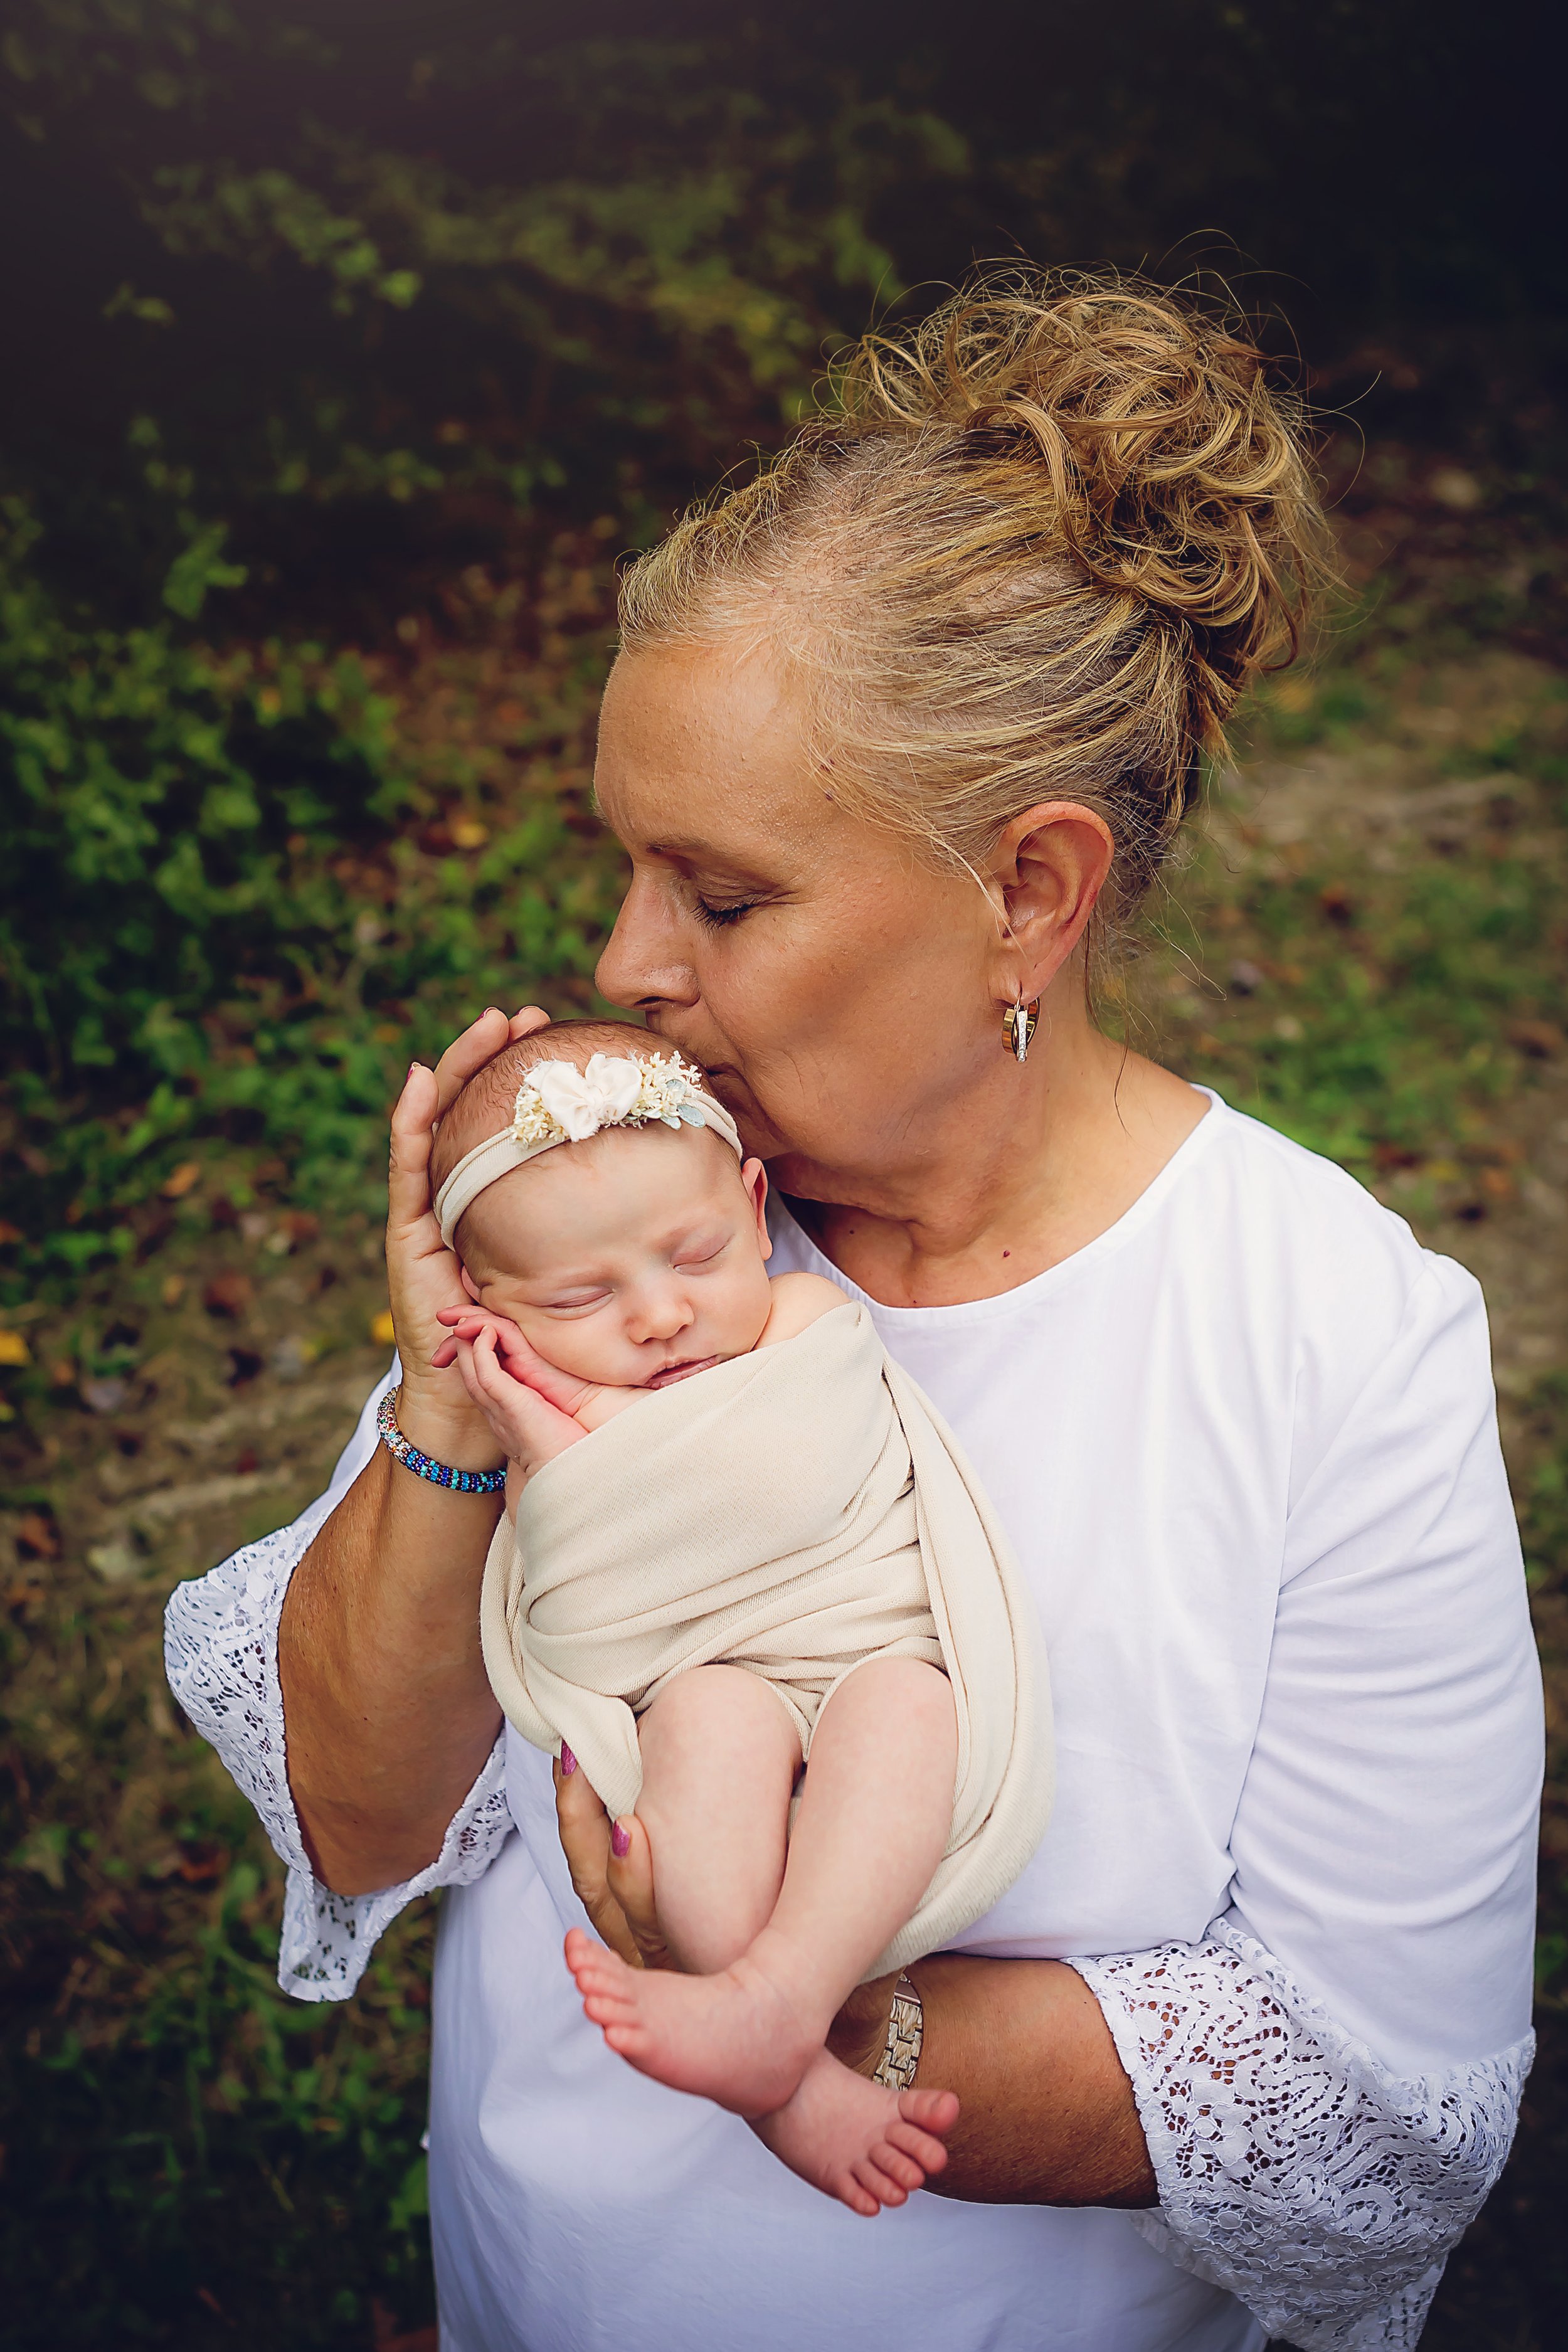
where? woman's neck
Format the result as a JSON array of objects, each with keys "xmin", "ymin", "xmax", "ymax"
[{"xmin": 781, "ymin": 1010, "xmax": 1209, "ymax": 1311}]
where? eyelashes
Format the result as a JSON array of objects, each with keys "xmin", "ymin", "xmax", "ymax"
[{"xmin": 693, "ymin": 896, "xmax": 758, "ymax": 930}]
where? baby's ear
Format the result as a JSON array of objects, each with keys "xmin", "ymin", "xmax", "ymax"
[
  {"xmin": 459, "ymin": 1262, "xmax": 484, "ymax": 1301},
  {"xmin": 742, "ymin": 1156, "xmax": 771, "ymax": 1260}
]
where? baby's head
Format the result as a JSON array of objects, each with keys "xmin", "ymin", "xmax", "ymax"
[{"xmin": 429, "ymin": 1020, "xmax": 773, "ymax": 1391}]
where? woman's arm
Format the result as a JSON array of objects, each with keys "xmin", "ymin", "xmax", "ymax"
[
  {"xmin": 278, "ymin": 1006, "xmax": 547, "ymax": 1896},
  {"xmin": 279, "ymin": 1437, "xmax": 506, "ymax": 1895},
  {"xmin": 166, "ymin": 1372, "xmax": 514, "ymax": 1999},
  {"xmin": 834, "ymin": 1956, "xmax": 1158, "ymax": 2206}
]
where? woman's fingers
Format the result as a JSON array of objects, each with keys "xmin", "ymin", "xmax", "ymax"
[
  {"xmin": 431, "ymin": 1007, "xmax": 511, "ymax": 1116},
  {"xmin": 603, "ymin": 1813, "xmax": 672, "ymax": 1973},
  {"xmin": 553, "ymin": 1757, "xmax": 644, "ymax": 1968},
  {"xmin": 388, "ymin": 1061, "xmax": 442, "ymax": 1238},
  {"xmin": 398, "ymin": 1005, "xmax": 549, "ymax": 1231}
]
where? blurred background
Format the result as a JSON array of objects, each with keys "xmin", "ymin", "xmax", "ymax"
[{"xmin": 0, "ymin": 3, "xmax": 1562, "ymax": 2344}]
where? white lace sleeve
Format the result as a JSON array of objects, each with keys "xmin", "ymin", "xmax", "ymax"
[
  {"xmin": 163, "ymin": 1369, "xmax": 514, "ymax": 2002},
  {"xmin": 1070, "ymin": 1921, "xmax": 1532, "ymax": 2350}
]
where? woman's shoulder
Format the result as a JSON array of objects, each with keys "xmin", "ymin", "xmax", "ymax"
[{"xmin": 1190, "ymin": 1094, "xmax": 1485, "ymax": 1352}]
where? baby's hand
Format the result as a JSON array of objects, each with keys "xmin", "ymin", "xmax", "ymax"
[
  {"xmin": 433, "ymin": 1306, "xmax": 593, "ymax": 1414},
  {"xmin": 442, "ymin": 1316, "xmax": 586, "ymax": 1501}
]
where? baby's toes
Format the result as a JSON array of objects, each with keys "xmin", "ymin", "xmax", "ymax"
[
  {"xmin": 850, "ymin": 2152, "xmax": 909, "ymax": 2210},
  {"xmin": 836, "ymin": 2166, "xmax": 886, "ymax": 2219},
  {"xmin": 868, "ymin": 2136, "xmax": 926, "ymax": 2195},
  {"xmin": 899, "ymin": 2085, "xmax": 959, "ymax": 2135},
  {"xmin": 886, "ymin": 2114, "xmax": 950, "ymax": 2178},
  {"xmin": 564, "ymin": 1931, "xmax": 628, "ymax": 1993}
]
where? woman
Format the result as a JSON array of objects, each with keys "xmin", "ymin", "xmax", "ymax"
[{"xmin": 167, "ymin": 272, "xmax": 1542, "ymax": 2351}]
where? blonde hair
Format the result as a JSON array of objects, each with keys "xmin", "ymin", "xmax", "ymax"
[{"xmin": 619, "ymin": 265, "xmax": 1330, "ymax": 954}]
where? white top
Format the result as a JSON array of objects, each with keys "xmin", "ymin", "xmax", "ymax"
[{"xmin": 166, "ymin": 1094, "xmax": 1542, "ymax": 2352}]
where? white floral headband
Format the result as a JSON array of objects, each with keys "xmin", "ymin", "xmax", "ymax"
[{"xmin": 433, "ymin": 1050, "xmax": 743, "ymax": 1247}]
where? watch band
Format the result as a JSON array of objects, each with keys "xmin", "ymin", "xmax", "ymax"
[{"xmin": 871, "ymin": 1971, "xmax": 923, "ymax": 2090}]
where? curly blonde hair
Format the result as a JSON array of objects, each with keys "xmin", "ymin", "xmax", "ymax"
[{"xmin": 619, "ymin": 265, "xmax": 1330, "ymax": 949}]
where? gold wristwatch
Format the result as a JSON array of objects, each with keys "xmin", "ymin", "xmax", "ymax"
[{"xmin": 871, "ymin": 1971, "xmax": 923, "ymax": 2090}]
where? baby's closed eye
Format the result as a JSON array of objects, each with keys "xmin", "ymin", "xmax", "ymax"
[{"xmin": 672, "ymin": 1234, "xmax": 729, "ymax": 1271}]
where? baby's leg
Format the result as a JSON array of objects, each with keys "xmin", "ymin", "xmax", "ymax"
[
  {"xmin": 761, "ymin": 1657, "xmax": 958, "ymax": 2021},
  {"xmin": 633, "ymin": 1665, "xmax": 800, "ymax": 1974},
  {"xmin": 569, "ymin": 1658, "xmax": 957, "ymax": 2115}
]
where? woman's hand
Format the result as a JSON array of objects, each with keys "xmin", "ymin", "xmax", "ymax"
[
  {"xmin": 551, "ymin": 1754, "xmax": 901, "ymax": 2079},
  {"xmin": 387, "ymin": 1004, "xmax": 548, "ymax": 1461},
  {"xmin": 552, "ymin": 1754, "xmax": 673, "ymax": 1972}
]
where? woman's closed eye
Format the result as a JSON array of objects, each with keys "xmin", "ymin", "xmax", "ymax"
[{"xmin": 692, "ymin": 894, "xmax": 759, "ymax": 929}]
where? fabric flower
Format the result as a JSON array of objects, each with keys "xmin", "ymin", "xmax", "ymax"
[{"xmin": 529, "ymin": 1055, "xmax": 644, "ymax": 1142}]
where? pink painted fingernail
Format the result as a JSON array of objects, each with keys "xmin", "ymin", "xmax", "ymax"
[
  {"xmin": 559, "ymin": 1742, "xmax": 576, "ymax": 1777},
  {"xmin": 610, "ymin": 1819, "xmax": 632, "ymax": 1859}
]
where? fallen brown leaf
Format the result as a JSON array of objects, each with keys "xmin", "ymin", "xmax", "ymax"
[
  {"xmin": 203, "ymin": 1272, "xmax": 255, "ymax": 1319},
  {"xmin": 161, "ymin": 1162, "xmax": 203, "ymax": 1200},
  {"xmin": 16, "ymin": 1512, "xmax": 60, "ymax": 1560},
  {"xmin": 1508, "ymin": 1019, "xmax": 1564, "ymax": 1059}
]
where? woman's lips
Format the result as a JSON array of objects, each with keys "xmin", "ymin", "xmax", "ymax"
[{"xmin": 642, "ymin": 1355, "xmax": 722, "ymax": 1389}]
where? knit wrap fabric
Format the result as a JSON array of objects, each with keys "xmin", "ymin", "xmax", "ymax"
[{"xmin": 480, "ymin": 1302, "xmax": 1054, "ymax": 1978}]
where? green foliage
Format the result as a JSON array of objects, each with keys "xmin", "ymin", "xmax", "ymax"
[
  {"xmin": 0, "ymin": 501, "xmax": 626, "ymax": 1279},
  {"xmin": 1, "ymin": 1862, "xmax": 437, "ymax": 2346},
  {"xmin": 3, "ymin": 4, "xmax": 969, "ymax": 601}
]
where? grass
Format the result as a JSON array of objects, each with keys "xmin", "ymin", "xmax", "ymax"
[{"xmin": 3, "ymin": 478, "xmax": 1567, "ymax": 2348}]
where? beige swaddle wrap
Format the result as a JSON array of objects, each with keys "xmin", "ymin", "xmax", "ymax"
[{"xmin": 480, "ymin": 1301, "xmax": 1053, "ymax": 1975}]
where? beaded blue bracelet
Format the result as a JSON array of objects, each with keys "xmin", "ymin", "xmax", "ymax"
[{"xmin": 376, "ymin": 1387, "xmax": 506, "ymax": 1495}]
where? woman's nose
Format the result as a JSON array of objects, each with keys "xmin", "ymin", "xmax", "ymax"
[{"xmin": 595, "ymin": 871, "xmax": 699, "ymax": 1014}]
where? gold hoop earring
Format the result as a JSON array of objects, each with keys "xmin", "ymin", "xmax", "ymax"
[{"xmin": 1002, "ymin": 997, "xmax": 1039, "ymax": 1063}]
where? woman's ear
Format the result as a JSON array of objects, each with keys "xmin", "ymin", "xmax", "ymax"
[
  {"xmin": 743, "ymin": 1155, "xmax": 772, "ymax": 1261},
  {"xmin": 986, "ymin": 802, "xmax": 1115, "ymax": 1002}
]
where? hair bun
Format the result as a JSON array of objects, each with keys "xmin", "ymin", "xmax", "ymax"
[
  {"xmin": 833, "ymin": 270, "xmax": 1327, "ymax": 736},
  {"xmin": 622, "ymin": 262, "xmax": 1332, "ymax": 948}
]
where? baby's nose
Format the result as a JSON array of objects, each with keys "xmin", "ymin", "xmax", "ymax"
[{"xmin": 631, "ymin": 1286, "xmax": 694, "ymax": 1343}]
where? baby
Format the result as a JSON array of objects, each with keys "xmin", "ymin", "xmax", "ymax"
[{"xmin": 425, "ymin": 1020, "xmax": 1051, "ymax": 2215}]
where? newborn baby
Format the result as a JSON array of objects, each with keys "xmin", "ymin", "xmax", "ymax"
[{"xmin": 426, "ymin": 1020, "xmax": 1051, "ymax": 2216}]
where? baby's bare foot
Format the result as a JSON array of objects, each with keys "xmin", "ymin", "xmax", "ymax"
[
  {"xmin": 564, "ymin": 1927, "xmax": 816, "ymax": 2116},
  {"xmin": 753, "ymin": 2049, "xmax": 959, "ymax": 2217}
]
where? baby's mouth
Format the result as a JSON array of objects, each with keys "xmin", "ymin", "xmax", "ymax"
[{"xmin": 642, "ymin": 1355, "xmax": 722, "ymax": 1390}]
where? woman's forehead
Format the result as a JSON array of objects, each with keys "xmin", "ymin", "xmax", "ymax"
[{"xmin": 595, "ymin": 642, "xmax": 822, "ymax": 848}]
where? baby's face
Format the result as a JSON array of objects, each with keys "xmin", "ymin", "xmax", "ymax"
[{"xmin": 457, "ymin": 1123, "xmax": 774, "ymax": 1391}]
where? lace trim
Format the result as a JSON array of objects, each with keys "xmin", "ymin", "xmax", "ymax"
[
  {"xmin": 164, "ymin": 1495, "xmax": 512, "ymax": 2003},
  {"xmin": 1071, "ymin": 1923, "xmax": 1532, "ymax": 2351}
]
